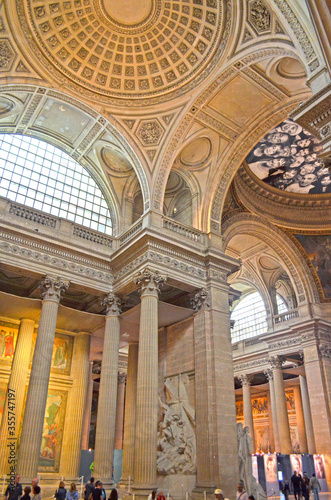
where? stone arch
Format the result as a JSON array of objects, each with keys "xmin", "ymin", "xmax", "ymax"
[
  {"xmin": 0, "ymin": 85, "xmax": 150, "ymax": 234},
  {"xmin": 222, "ymin": 213, "xmax": 320, "ymax": 305}
]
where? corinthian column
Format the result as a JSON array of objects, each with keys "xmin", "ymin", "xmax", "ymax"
[
  {"xmin": 94, "ymin": 293, "xmax": 122, "ymax": 485},
  {"xmin": 17, "ymin": 276, "xmax": 69, "ymax": 482},
  {"xmin": 114, "ymin": 373, "xmax": 127, "ymax": 449},
  {"xmin": 133, "ymin": 269, "xmax": 166, "ymax": 497},
  {"xmin": 0, "ymin": 319, "xmax": 35, "ymax": 475},
  {"xmin": 82, "ymin": 361, "xmax": 94, "ymax": 450},
  {"xmin": 239, "ymin": 374, "xmax": 255, "ymax": 452},
  {"xmin": 293, "ymin": 385, "xmax": 308, "ymax": 453},
  {"xmin": 299, "ymin": 375, "xmax": 316, "ymax": 454},
  {"xmin": 60, "ymin": 332, "xmax": 91, "ymax": 477},
  {"xmin": 121, "ymin": 343, "xmax": 138, "ymax": 486},
  {"xmin": 269, "ymin": 356, "xmax": 292, "ymax": 454},
  {"xmin": 264, "ymin": 369, "xmax": 279, "ymax": 452}
]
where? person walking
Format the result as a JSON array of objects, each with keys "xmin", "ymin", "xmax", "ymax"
[
  {"xmin": 281, "ymin": 477, "xmax": 290, "ymax": 500},
  {"xmin": 291, "ymin": 471, "xmax": 301, "ymax": 500},
  {"xmin": 310, "ymin": 474, "xmax": 321, "ymax": 500}
]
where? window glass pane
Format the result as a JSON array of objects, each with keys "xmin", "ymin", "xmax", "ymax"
[
  {"xmin": 230, "ymin": 291, "xmax": 268, "ymax": 344},
  {"xmin": 0, "ymin": 133, "xmax": 112, "ymax": 234}
]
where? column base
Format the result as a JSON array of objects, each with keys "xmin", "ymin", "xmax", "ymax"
[
  {"xmin": 191, "ymin": 487, "xmax": 217, "ymax": 500},
  {"xmin": 132, "ymin": 484, "xmax": 157, "ymax": 497}
]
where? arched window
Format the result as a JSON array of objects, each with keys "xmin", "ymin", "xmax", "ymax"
[
  {"xmin": 230, "ymin": 291, "xmax": 288, "ymax": 343},
  {"xmin": 0, "ymin": 134, "xmax": 112, "ymax": 234}
]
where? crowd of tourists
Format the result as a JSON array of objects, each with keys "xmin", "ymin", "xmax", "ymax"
[{"xmin": 3, "ymin": 473, "xmax": 322, "ymax": 500}]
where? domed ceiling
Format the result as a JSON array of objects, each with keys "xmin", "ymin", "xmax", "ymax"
[
  {"xmin": 245, "ymin": 118, "xmax": 330, "ymax": 195},
  {"xmin": 22, "ymin": 0, "xmax": 228, "ymax": 101}
]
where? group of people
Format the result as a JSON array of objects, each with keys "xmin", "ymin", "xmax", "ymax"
[
  {"xmin": 246, "ymin": 119, "xmax": 331, "ymax": 195},
  {"xmin": 83, "ymin": 478, "xmax": 117, "ymax": 500},
  {"xmin": 287, "ymin": 471, "xmax": 322, "ymax": 500},
  {"xmin": 4, "ymin": 476, "xmax": 41, "ymax": 500}
]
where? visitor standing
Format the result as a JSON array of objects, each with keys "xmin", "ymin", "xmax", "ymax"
[
  {"xmin": 310, "ymin": 474, "xmax": 321, "ymax": 500},
  {"xmin": 55, "ymin": 482, "xmax": 67, "ymax": 500},
  {"xmin": 84, "ymin": 478, "xmax": 95, "ymax": 500},
  {"xmin": 291, "ymin": 471, "xmax": 301, "ymax": 500},
  {"xmin": 66, "ymin": 484, "xmax": 79, "ymax": 500},
  {"xmin": 236, "ymin": 481, "xmax": 249, "ymax": 500},
  {"xmin": 5, "ymin": 475, "xmax": 22, "ymax": 500}
]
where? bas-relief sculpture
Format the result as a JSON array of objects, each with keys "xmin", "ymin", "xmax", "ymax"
[
  {"xmin": 237, "ymin": 422, "xmax": 267, "ymax": 500},
  {"xmin": 157, "ymin": 375, "xmax": 196, "ymax": 475}
]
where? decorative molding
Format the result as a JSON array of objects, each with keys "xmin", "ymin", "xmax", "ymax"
[
  {"xmin": 319, "ymin": 344, "xmax": 331, "ymax": 359},
  {"xmin": 268, "ymin": 337, "xmax": 301, "ymax": 350},
  {"xmin": 234, "ymin": 357, "xmax": 269, "ymax": 372}
]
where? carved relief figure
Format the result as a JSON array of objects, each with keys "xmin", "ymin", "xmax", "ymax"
[{"xmin": 157, "ymin": 374, "xmax": 196, "ymax": 475}]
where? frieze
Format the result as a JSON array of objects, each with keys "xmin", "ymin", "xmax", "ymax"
[
  {"xmin": 268, "ymin": 338, "xmax": 301, "ymax": 350},
  {"xmin": 0, "ymin": 38, "xmax": 16, "ymax": 72},
  {"xmin": 234, "ymin": 357, "xmax": 269, "ymax": 372},
  {"xmin": 197, "ymin": 110, "xmax": 237, "ymax": 140},
  {"xmin": 0, "ymin": 231, "xmax": 113, "ymax": 283},
  {"xmin": 301, "ymin": 331, "xmax": 317, "ymax": 342}
]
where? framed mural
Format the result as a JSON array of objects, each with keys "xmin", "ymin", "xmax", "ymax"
[
  {"xmin": 38, "ymin": 389, "xmax": 68, "ymax": 472},
  {"xmin": 30, "ymin": 332, "xmax": 73, "ymax": 375},
  {"xmin": 0, "ymin": 322, "xmax": 18, "ymax": 363}
]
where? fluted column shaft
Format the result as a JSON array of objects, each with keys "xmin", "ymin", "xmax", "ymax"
[
  {"xmin": 240, "ymin": 375, "xmax": 255, "ymax": 451},
  {"xmin": 266, "ymin": 390, "xmax": 275, "ymax": 452},
  {"xmin": 82, "ymin": 361, "xmax": 94, "ymax": 450},
  {"xmin": 0, "ymin": 319, "xmax": 35, "ymax": 475},
  {"xmin": 121, "ymin": 343, "xmax": 138, "ymax": 485},
  {"xmin": 293, "ymin": 385, "xmax": 308, "ymax": 453},
  {"xmin": 270, "ymin": 357, "xmax": 292, "ymax": 454},
  {"xmin": 94, "ymin": 293, "xmax": 121, "ymax": 483},
  {"xmin": 60, "ymin": 332, "xmax": 91, "ymax": 477},
  {"xmin": 268, "ymin": 375, "xmax": 280, "ymax": 452},
  {"xmin": 299, "ymin": 375, "xmax": 316, "ymax": 454},
  {"xmin": 133, "ymin": 269, "xmax": 165, "ymax": 496},
  {"xmin": 18, "ymin": 276, "xmax": 69, "ymax": 481},
  {"xmin": 114, "ymin": 373, "xmax": 127, "ymax": 449}
]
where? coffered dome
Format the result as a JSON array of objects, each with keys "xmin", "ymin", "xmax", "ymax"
[{"xmin": 22, "ymin": 0, "xmax": 228, "ymax": 102}]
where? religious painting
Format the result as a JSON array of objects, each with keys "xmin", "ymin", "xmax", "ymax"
[
  {"xmin": 51, "ymin": 334, "xmax": 73, "ymax": 375},
  {"xmin": 236, "ymin": 400, "xmax": 244, "ymax": 419},
  {"xmin": 30, "ymin": 332, "xmax": 73, "ymax": 375},
  {"xmin": 251, "ymin": 396, "xmax": 268, "ymax": 417},
  {"xmin": 0, "ymin": 382, "xmax": 7, "ymax": 426},
  {"xmin": 290, "ymin": 427, "xmax": 300, "ymax": 453},
  {"xmin": 285, "ymin": 390, "xmax": 295, "ymax": 414},
  {"xmin": 314, "ymin": 455, "xmax": 326, "ymax": 479},
  {"xmin": 245, "ymin": 118, "xmax": 329, "ymax": 194},
  {"xmin": 264, "ymin": 453, "xmax": 277, "ymax": 482},
  {"xmin": 292, "ymin": 234, "xmax": 331, "ymax": 300},
  {"xmin": 290, "ymin": 454, "xmax": 302, "ymax": 476},
  {"xmin": 0, "ymin": 323, "xmax": 18, "ymax": 362},
  {"xmin": 38, "ymin": 389, "xmax": 68, "ymax": 472}
]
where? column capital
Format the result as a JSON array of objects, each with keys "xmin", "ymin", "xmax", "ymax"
[
  {"xmin": 102, "ymin": 292, "xmax": 122, "ymax": 316},
  {"xmin": 264, "ymin": 369, "xmax": 273, "ymax": 382},
  {"xmin": 134, "ymin": 268, "xmax": 166, "ymax": 297},
  {"xmin": 118, "ymin": 372, "xmax": 127, "ymax": 384},
  {"xmin": 269, "ymin": 355, "xmax": 285, "ymax": 369},
  {"xmin": 319, "ymin": 343, "xmax": 331, "ymax": 358},
  {"xmin": 191, "ymin": 287, "xmax": 210, "ymax": 311},
  {"xmin": 238, "ymin": 373, "xmax": 253, "ymax": 386},
  {"xmin": 39, "ymin": 275, "xmax": 69, "ymax": 302}
]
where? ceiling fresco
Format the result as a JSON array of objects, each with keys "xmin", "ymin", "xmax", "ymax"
[{"xmin": 245, "ymin": 118, "xmax": 330, "ymax": 195}]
